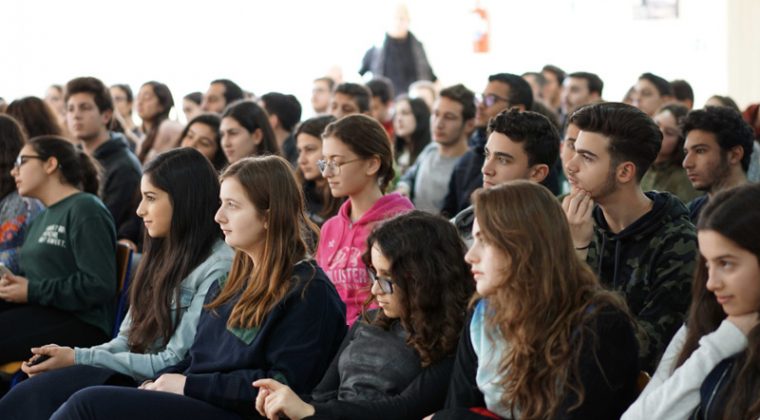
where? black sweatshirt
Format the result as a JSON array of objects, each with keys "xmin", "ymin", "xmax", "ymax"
[{"xmin": 434, "ymin": 301, "xmax": 640, "ymax": 419}]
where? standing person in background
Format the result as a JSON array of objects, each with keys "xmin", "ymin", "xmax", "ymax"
[
  {"xmin": 136, "ymin": 81, "xmax": 183, "ymax": 164},
  {"xmin": 259, "ymin": 92, "xmax": 302, "ymax": 166},
  {"xmin": 219, "ymin": 100, "xmax": 280, "ymax": 164},
  {"xmin": 294, "ymin": 115, "xmax": 342, "ymax": 227},
  {"xmin": 0, "ymin": 115, "xmax": 43, "ymax": 274},
  {"xmin": 0, "ymin": 136, "xmax": 116, "ymax": 364},
  {"xmin": 5, "ymin": 97, "xmax": 65, "ymax": 140},
  {"xmin": 317, "ymin": 115, "xmax": 413, "ymax": 325},
  {"xmin": 311, "ymin": 77, "xmax": 335, "ymax": 115},
  {"xmin": 65, "ymin": 77, "xmax": 143, "ymax": 248},
  {"xmin": 359, "ymin": 3, "xmax": 436, "ymax": 96},
  {"xmin": 641, "ymin": 103, "xmax": 701, "ymax": 203}
]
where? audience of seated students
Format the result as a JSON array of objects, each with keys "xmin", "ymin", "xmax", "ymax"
[
  {"xmin": 65, "ymin": 77, "xmax": 143, "ymax": 249},
  {"xmin": 741, "ymin": 102, "xmax": 760, "ymax": 183},
  {"xmin": 705, "ymin": 94, "xmax": 741, "ymax": 112},
  {"xmin": 397, "ymin": 85, "xmax": 474, "ymax": 214},
  {"xmin": 0, "ymin": 136, "xmax": 116, "ymax": 364},
  {"xmin": 0, "ymin": 116, "xmax": 43, "ymax": 274},
  {"xmin": 311, "ymin": 76, "xmax": 335, "ymax": 115},
  {"xmin": 452, "ymin": 108, "xmax": 560, "ymax": 244},
  {"xmin": 259, "ymin": 92, "xmax": 302, "ymax": 166},
  {"xmin": 442, "ymin": 73, "xmax": 533, "ymax": 217},
  {"xmin": 294, "ymin": 115, "xmax": 343, "ymax": 226},
  {"xmin": 632, "ymin": 72, "xmax": 673, "ymax": 117},
  {"xmin": 682, "ymin": 106, "xmax": 754, "ymax": 223},
  {"xmin": 219, "ymin": 100, "xmax": 280, "ymax": 164},
  {"xmin": 433, "ymin": 181, "xmax": 639, "ymax": 419},
  {"xmin": 670, "ymin": 79, "xmax": 694, "ymax": 110},
  {"xmin": 200, "ymin": 79, "xmax": 244, "ymax": 114},
  {"xmin": 316, "ymin": 115, "xmax": 414, "ymax": 325},
  {"xmin": 561, "ymin": 71, "xmax": 604, "ymax": 120},
  {"xmin": 623, "ymin": 183, "xmax": 760, "ymax": 419},
  {"xmin": 541, "ymin": 64, "xmax": 566, "ymax": 115},
  {"xmin": 109, "ymin": 84, "xmax": 141, "ymax": 142},
  {"xmin": 366, "ymin": 77, "xmax": 396, "ymax": 138},
  {"xmin": 562, "ymin": 102, "xmax": 698, "ymax": 373},
  {"xmin": 641, "ymin": 103, "xmax": 701, "ymax": 203},
  {"xmin": 5, "ymin": 96, "xmax": 65, "ymax": 139},
  {"xmin": 178, "ymin": 113, "xmax": 227, "ymax": 171},
  {"xmin": 392, "ymin": 96, "xmax": 431, "ymax": 175},
  {"xmin": 329, "ymin": 82, "xmax": 373, "ymax": 119},
  {"xmin": 181, "ymin": 92, "xmax": 203, "ymax": 122},
  {"xmin": 408, "ymin": 79, "xmax": 436, "ymax": 111},
  {"xmin": 0, "ymin": 148, "xmax": 233, "ymax": 419},
  {"xmin": 254, "ymin": 211, "xmax": 474, "ymax": 420},
  {"xmin": 50, "ymin": 155, "xmax": 347, "ymax": 420},
  {"xmin": 136, "ymin": 81, "xmax": 182, "ymax": 164}
]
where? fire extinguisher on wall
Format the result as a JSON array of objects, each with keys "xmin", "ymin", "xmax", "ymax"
[{"xmin": 472, "ymin": 1, "xmax": 490, "ymax": 53}]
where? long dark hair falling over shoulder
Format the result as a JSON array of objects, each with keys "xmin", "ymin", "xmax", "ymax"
[
  {"xmin": 675, "ymin": 183, "xmax": 760, "ymax": 420},
  {"xmin": 126, "ymin": 148, "xmax": 222, "ymax": 353},
  {"xmin": 294, "ymin": 115, "xmax": 343, "ymax": 222},
  {"xmin": 206, "ymin": 155, "xmax": 319, "ymax": 329},
  {"xmin": 0, "ymin": 115, "xmax": 26, "ymax": 198},
  {"xmin": 361, "ymin": 211, "xmax": 473, "ymax": 367},
  {"xmin": 138, "ymin": 81, "xmax": 174, "ymax": 163},
  {"xmin": 394, "ymin": 96, "xmax": 431, "ymax": 166}
]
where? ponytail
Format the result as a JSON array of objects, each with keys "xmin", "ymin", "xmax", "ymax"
[{"xmin": 28, "ymin": 135, "xmax": 101, "ymax": 194}]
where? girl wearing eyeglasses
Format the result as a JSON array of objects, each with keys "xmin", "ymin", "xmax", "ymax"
[
  {"xmin": 432, "ymin": 181, "xmax": 639, "ymax": 419},
  {"xmin": 316, "ymin": 114, "xmax": 414, "ymax": 325},
  {"xmin": 0, "ymin": 136, "xmax": 116, "ymax": 365},
  {"xmin": 254, "ymin": 211, "xmax": 473, "ymax": 420}
]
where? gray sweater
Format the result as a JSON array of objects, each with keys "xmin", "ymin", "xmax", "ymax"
[{"xmin": 73, "ymin": 240, "xmax": 233, "ymax": 381}]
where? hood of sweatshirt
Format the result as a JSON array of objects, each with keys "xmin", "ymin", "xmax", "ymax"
[
  {"xmin": 94, "ymin": 132, "xmax": 131, "ymax": 160},
  {"xmin": 590, "ymin": 191, "xmax": 691, "ymax": 288}
]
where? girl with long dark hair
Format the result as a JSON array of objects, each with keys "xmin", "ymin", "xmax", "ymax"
[
  {"xmin": 219, "ymin": 100, "xmax": 279, "ymax": 164},
  {"xmin": 294, "ymin": 115, "xmax": 342, "ymax": 226},
  {"xmin": 136, "ymin": 81, "xmax": 183, "ymax": 164},
  {"xmin": 393, "ymin": 96, "xmax": 431, "ymax": 174},
  {"xmin": 254, "ymin": 211, "xmax": 473, "ymax": 420},
  {"xmin": 51, "ymin": 156, "xmax": 346, "ymax": 420},
  {"xmin": 0, "ymin": 148, "xmax": 233, "ymax": 418},
  {"xmin": 179, "ymin": 113, "xmax": 227, "ymax": 171},
  {"xmin": 623, "ymin": 183, "xmax": 760, "ymax": 420},
  {"xmin": 434, "ymin": 181, "xmax": 639, "ymax": 419}
]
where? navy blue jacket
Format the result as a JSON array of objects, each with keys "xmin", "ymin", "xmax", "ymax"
[{"xmin": 159, "ymin": 260, "xmax": 347, "ymax": 418}]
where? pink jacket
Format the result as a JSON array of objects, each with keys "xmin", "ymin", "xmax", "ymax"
[{"xmin": 316, "ymin": 193, "xmax": 414, "ymax": 324}]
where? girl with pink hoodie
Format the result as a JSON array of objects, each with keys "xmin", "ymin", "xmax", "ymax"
[{"xmin": 316, "ymin": 115, "xmax": 414, "ymax": 324}]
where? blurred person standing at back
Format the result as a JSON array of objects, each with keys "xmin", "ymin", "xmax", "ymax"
[{"xmin": 359, "ymin": 3, "xmax": 436, "ymax": 96}]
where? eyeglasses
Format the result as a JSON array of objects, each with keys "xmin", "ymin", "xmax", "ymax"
[
  {"xmin": 367, "ymin": 266, "xmax": 394, "ymax": 294},
  {"xmin": 317, "ymin": 158, "xmax": 362, "ymax": 176},
  {"xmin": 14, "ymin": 155, "xmax": 45, "ymax": 169},
  {"xmin": 479, "ymin": 93, "xmax": 510, "ymax": 108}
]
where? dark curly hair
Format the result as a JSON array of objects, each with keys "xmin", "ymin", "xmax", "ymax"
[
  {"xmin": 487, "ymin": 108, "xmax": 560, "ymax": 167},
  {"xmin": 682, "ymin": 106, "xmax": 754, "ymax": 172},
  {"xmin": 361, "ymin": 211, "xmax": 474, "ymax": 366}
]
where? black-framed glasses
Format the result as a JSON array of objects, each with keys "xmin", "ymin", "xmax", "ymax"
[
  {"xmin": 478, "ymin": 93, "xmax": 509, "ymax": 108},
  {"xmin": 14, "ymin": 155, "xmax": 45, "ymax": 169},
  {"xmin": 367, "ymin": 266, "xmax": 394, "ymax": 294},
  {"xmin": 317, "ymin": 158, "xmax": 362, "ymax": 176}
]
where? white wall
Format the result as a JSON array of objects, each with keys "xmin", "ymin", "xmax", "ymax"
[{"xmin": 1, "ymin": 0, "xmax": 755, "ymax": 117}]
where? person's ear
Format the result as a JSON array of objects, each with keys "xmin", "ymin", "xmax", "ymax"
[
  {"xmin": 528, "ymin": 163, "xmax": 549, "ymax": 183},
  {"xmin": 102, "ymin": 109, "xmax": 113, "ymax": 127},
  {"xmin": 44, "ymin": 157, "xmax": 59, "ymax": 175},
  {"xmin": 616, "ymin": 161, "xmax": 637, "ymax": 184},
  {"xmin": 251, "ymin": 128, "xmax": 263, "ymax": 146},
  {"xmin": 365, "ymin": 156, "xmax": 381, "ymax": 177},
  {"xmin": 728, "ymin": 144, "xmax": 745, "ymax": 166}
]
